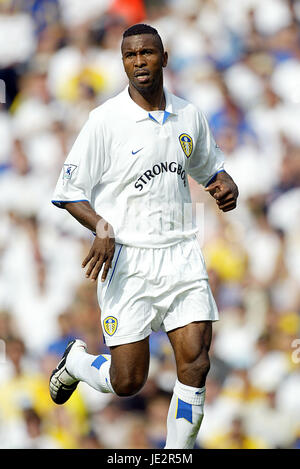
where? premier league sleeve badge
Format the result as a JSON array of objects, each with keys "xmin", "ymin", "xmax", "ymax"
[{"xmin": 63, "ymin": 164, "xmax": 78, "ymax": 180}]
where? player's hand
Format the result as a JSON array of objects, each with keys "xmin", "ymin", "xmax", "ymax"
[
  {"xmin": 205, "ymin": 171, "xmax": 239, "ymax": 212},
  {"xmin": 82, "ymin": 219, "xmax": 115, "ymax": 282}
]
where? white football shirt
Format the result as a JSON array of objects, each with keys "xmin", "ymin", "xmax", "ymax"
[{"xmin": 52, "ymin": 87, "xmax": 225, "ymax": 248}]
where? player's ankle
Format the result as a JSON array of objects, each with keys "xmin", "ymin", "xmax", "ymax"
[{"xmin": 66, "ymin": 342, "xmax": 86, "ymax": 378}]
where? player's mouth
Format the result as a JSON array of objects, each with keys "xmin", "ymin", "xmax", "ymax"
[{"xmin": 134, "ymin": 70, "xmax": 150, "ymax": 83}]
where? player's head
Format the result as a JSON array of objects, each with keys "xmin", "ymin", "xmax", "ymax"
[
  {"xmin": 121, "ymin": 24, "xmax": 168, "ymax": 94},
  {"xmin": 122, "ymin": 23, "xmax": 164, "ymax": 54}
]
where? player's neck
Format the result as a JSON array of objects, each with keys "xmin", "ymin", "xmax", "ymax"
[{"xmin": 128, "ymin": 82, "xmax": 165, "ymax": 112}]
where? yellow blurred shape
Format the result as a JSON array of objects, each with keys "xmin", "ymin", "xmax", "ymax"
[
  {"xmin": 277, "ymin": 312, "xmax": 300, "ymax": 335},
  {"xmin": 204, "ymin": 239, "xmax": 248, "ymax": 282},
  {"xmin": 58, "ymin": 67, "xmax": 107, "ymax": 102}
]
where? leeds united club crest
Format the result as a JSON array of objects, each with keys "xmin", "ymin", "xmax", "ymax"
[
  {"xmin": 103, "ymin": 316, "xmax": 118, "ymax": 336},
  {"xmin": 179, "ymin": 133, "xmax": 193, "ymax": 158}
]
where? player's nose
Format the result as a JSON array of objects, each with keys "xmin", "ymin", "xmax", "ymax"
[{"xmin": 134, "ymin": 53, "xmax": 147, "ymax": 67}]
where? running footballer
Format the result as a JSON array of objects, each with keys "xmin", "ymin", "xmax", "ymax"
[{"xmin": 49, "ymin": 24, "xmax": 238, "ymax": 449}]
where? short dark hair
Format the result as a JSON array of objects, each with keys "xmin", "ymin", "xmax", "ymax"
[{"xmin": 122, "ymin": 23, "xmax": 164, "ymax": 52}]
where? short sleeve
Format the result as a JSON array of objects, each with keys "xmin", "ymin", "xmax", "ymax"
[
  {"xmin": 52, "ymin": 115, "xmax": 103, "ymax": 208},
  {"xmin": 187, "ymin": 110, "xmax": 225, "ymax": 187}
]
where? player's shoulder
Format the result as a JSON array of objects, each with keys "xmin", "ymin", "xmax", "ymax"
[
  {"xmin": 169, "ymin": 90, "xmax": 202, "ymax": 119},
  {"xmin": 88, "ymin": 88, "xmax": 126, "ymax": 122}
]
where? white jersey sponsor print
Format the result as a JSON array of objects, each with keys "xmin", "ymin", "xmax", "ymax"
[{"xmin": 52, "ymin": 87, "xmax": 224, "ymax": 248}]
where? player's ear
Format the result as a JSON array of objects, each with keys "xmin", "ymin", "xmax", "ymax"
[{"xmin": 162, "ymin": 51, "xmax": 168, "ymax": 68}]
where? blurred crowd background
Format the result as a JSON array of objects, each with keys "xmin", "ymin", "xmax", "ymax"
[{"xmin": 0, "ymin": 0, "xmax": 299, "ymax": 449}]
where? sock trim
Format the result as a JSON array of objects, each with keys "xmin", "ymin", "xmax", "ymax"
[
  {"xmin": 91, "ymin": 354, "xmax": 108, "ymax": 370},
  {"xmin": 176, "ymin": 398, "xmax": 193, "ymax": 424},
  {"xmin": 174, "ymin": 379, "xmax": 206, "ymax": 406}
]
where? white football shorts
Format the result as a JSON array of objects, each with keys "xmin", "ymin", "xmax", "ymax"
[{"xmin": 97, "ymin": 236, "xmax": 219, "ymax": 347}]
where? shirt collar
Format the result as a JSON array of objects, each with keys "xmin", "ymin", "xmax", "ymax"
[{"xmin": 122, "ymin": 86, "xmax": 177, "ymax": 123}]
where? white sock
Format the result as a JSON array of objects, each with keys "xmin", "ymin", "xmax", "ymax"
[
  {"xmin": 66, "ymin": 347, "xmax": 115, "ymax": 394},
  {"xmin": 165, "ymin": 379, "xmax": 205, "ymax": 449}
]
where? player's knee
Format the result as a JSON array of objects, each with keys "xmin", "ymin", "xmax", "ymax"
[
  {"xmin": 111, "ymin": 373, "xmax": 147, "ymax": 397},
  {"xmin": 197, "ymin": 354, "xmax": 210, "ymax": 379},
  {"xmin": 183, "ymin": 355, "xmax": 210, "ymax": 377},
  {"xmin": 178, "ymin": 349, "xmax": 211, "ymax": 385}
]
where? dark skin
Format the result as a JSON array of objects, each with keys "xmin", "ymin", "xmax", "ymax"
[
  {"xmin": 64, "ymin": 33, "xmax": 239, "ymax": 394},
  {"xmin": 121, "ymin": 33, "xmax": 168, "ymax": 111},
  {"xmin": 205, "ymin": 170, "xmax": 239, "ymax": 212}
]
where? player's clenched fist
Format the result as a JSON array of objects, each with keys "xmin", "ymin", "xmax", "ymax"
[
  {"xmin": 205, "ymin": 170, "xmax": 239, "ymax": 212},
  {"xmin": 82, "ymin": 219, "xmax": 115, "ymax": 282}
]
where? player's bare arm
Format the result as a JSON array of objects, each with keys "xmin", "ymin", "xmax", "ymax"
[
  {"xmin": 205, "ymin": 170, "xmax": 239, "ymax": 212},
  {"xmin": 64, "ymin": 201, "xmax": 115, "ymax": 282}
]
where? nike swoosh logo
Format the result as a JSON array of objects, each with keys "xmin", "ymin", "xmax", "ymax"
[{"xmin": 132, "ymin": 148, "xmax": 143, "ymax": 155}]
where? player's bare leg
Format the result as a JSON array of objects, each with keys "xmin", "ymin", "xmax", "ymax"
[
  {"xmin": 109, "ymin": 338, "xmax": 150, "ymax": 396},
  {"xmin": 50, "ymin": 336, "xmax": 150, "ymax": 404},
  {"xmin": 168, "ymin": 321, "xmax": 212, "ymax": 387},
  {"xmin": 164, "ymin": 321, "xmax": 212, "ymax": 449}
]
